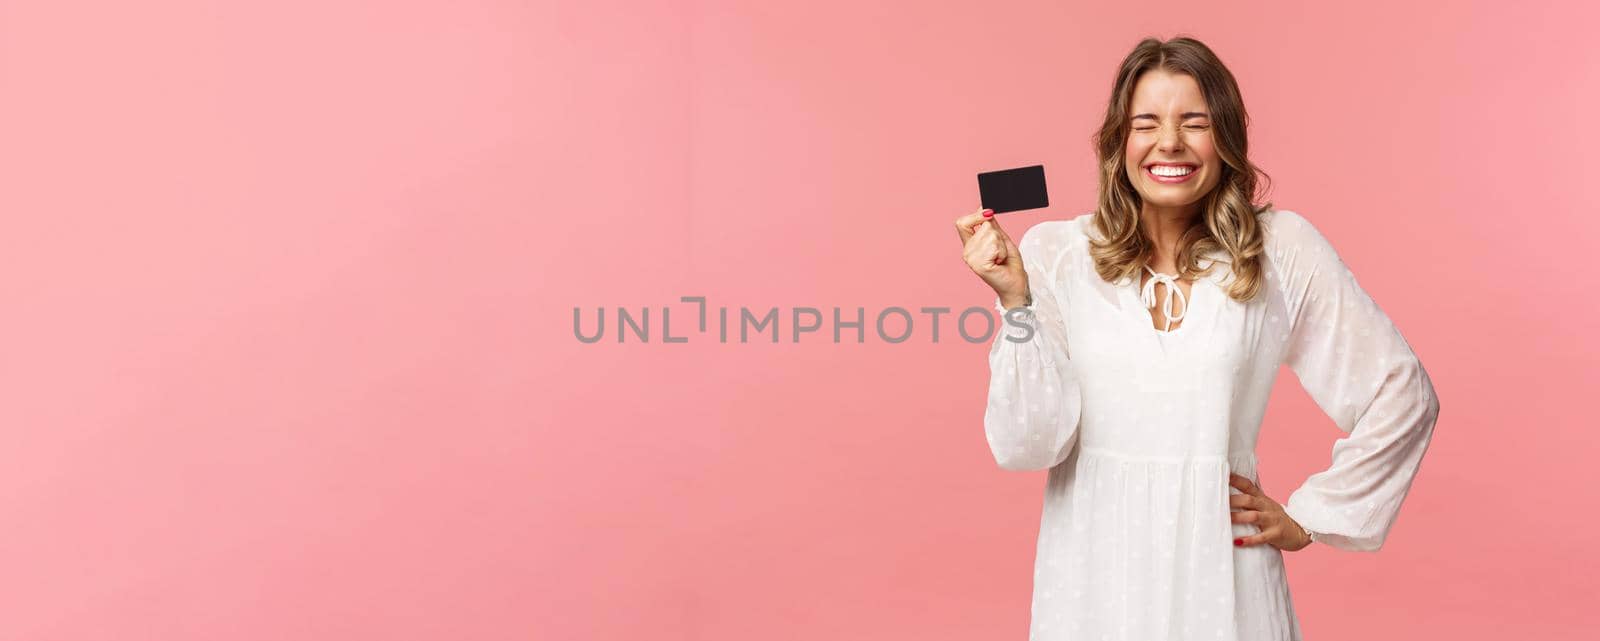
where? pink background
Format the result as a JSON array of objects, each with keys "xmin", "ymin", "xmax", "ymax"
[{"xmin": 1, "ymin": 1, "xmax": 1595, "ymax": 639}]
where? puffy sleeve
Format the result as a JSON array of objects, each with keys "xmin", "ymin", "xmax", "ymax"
[
  {"xmin": 982, "ymin": 221, "xmax": 1084, "ymax": 471},
  {"xmin": 1267, "ymin": 210, "xmax": 1442, "ymax": 552}
]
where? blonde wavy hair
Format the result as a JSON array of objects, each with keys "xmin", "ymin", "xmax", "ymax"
[{"xmin": 1089, "ymin": 36, "xmax": 1273, "ymax": 302}]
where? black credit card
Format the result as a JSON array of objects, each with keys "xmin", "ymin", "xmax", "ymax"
[{"xmin": 977, "ymin": 164, "xmax": 1049, "ymax": 214}]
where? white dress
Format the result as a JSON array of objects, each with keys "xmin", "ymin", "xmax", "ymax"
[{"xmin": 985, "ymin": 208, "xmax": 1441, "ymax": 641}]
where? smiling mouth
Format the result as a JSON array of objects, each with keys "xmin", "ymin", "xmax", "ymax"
[{"xmin": 1145, "ymin": 163, "xmax": 1198, "ymax": 183}]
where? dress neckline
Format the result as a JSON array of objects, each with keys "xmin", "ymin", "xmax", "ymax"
[{"xmin": 1139, "ymin": 264, "xmax": 1194, "ymax": 334}]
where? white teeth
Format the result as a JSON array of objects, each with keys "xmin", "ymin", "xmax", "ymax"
[{"xmin": 1150, "ymin": 165, "xmax": 1194, "ymax": 177}]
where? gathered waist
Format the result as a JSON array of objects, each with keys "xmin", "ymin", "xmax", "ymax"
[
  {"xmin": 1063, "ymin": 446, "xmax": 1264, "ymax": 485},
  {"xmin": 1075, "ymin": 445, "xmax": 1257, "ymax": 466}
]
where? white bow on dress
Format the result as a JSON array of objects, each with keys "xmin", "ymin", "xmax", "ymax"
[{"xmin": 1140, "ymin": 264, "xmax": 1187, "ymax": 332}]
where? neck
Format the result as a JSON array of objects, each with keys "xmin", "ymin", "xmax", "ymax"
[{"xmin": 1138, "ymin": 202, "xmax": 1201, "ymax": 273}]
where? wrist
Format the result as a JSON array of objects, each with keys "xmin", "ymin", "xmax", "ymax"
[
  {"xmin": 1296, "ymin": 521, "xmax": 1315, "ymax": 547},
  {"xmin": 999, "ymin": 290, "xmax": 1033, "ymax": 310}
]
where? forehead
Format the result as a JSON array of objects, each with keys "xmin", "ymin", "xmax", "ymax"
[{"xmin": 1129, "ymin": 69, "xmax": 1207, "ymax": 112}]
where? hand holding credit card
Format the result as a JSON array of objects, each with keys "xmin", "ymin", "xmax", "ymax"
[{"xmin": 954, "ymin": 212, "xmax": 1031, "ymax": 311}]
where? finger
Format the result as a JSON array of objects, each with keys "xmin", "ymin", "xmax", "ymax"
[
  {"xmin": 1229, "ymin": 509, "xmax": 1262, "ymax": 525},
  {"xmin": 970, "ymin": 219, "xmax": 999, "ymax": 251},
  {"xmin": 1228, "ymin": 494, "xmax": 1262, "ymax": 511},
  {"xmin": 954, "ymin": 209, "xmax": 994, "ymax": 243},
  {"xmin": 966, "ymin": 222, "xmax": 1001, "ymax": 262},
  {"xmin": 986, "ymin": 214, "xmax": 1014, "ymax": 243},
  {"xmin": 1228, "ymin": 473, "xmax": 1264, "ymax": 497},
  {"xmin": 954, "ymin": 213, "xmax": 983, "ymax": 243},
  {"xmin": 1234, "ymin": 530, "xmax": 1272, "ymax": 547},
  {"xmin": 988, "ymin": 221, "xmax": 1019, "ymax": 266},
  {"xmin": 989, "ymin": 222, "xmax": 1011, "ymax": 265},
  {"xmin": 1001, "ymin": 227, "xmax": 1022, "ymax": 261},
  {"xmin": 966, "ymin": 219, "xmax": 996, "ymax": 253},
  {"xmin": 966, "ymin": 228, "xmax": 1003, "ymax": 269}
]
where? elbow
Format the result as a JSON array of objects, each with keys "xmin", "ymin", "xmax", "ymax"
[
  {"xmin": 1350, "ymin": 531, "xmax": 1387, "ymax": 553},
  {"xmin": 1327, "ymin": 530, "xmax": 1388, "ymax": 553},
  {"xmin": 992, "ymin": 449, "xmax": 1046, "ymax": 472},
  {"xmin": 991, "ymin": 449, "xmax": 1060, "ymax": 472},
  {"xmin": 983, "ymin": 424, "xmax": 1047, "ymax": 471},
  {"xmin": 1401, "ymin": 353, "xmax": 1441, "ymax": 427},
  {"xmin": 984, "ymin": 416, "xmax": 1079, "ymax": 472},
  {"xmin": 982, "ymin": 364, "xmax": 1083, "ymax": 473},
  {"xmin": 1419, "ymin": 363, "xmax": 1441, "ymax": 425}
]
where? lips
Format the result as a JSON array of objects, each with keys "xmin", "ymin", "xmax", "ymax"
[{"xmin": 1144, "ymin": 163, "xmax": 1198, "ymax": 184}]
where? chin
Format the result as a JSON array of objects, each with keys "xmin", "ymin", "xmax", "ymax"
[
  {"xmin": 1138, "ymin": 180, "xmax": 1218, "ymax": 206},
  {"xmin": 1138, "ymin": 192, "xmax": 1206, "ymax": 208}
]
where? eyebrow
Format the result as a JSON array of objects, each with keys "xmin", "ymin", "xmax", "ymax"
[{"xmin": 1130, "ymin": 112, "xmax": 1211, "ymax": 121}]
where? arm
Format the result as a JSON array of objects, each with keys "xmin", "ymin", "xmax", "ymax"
[
  {"xmin": 982, "ymin": 223, "xmax": 1084, "ymax": 471},
  {"xmin": 1270, "ymin": 211, "xmax": 1442, "ymax": 552}
]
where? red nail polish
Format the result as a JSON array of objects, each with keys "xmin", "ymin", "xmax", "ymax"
[
  {"xmin": 1233, "ymin": 538, "xmax": 1243, "ymax": 546},
  {"xmin": 982, "ymin": 209, "xmax": 993, "ymax": 217}
]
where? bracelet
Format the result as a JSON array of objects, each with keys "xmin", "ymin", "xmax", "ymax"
[{"xmin": 1001, "ymin": 291, "xmax": 1033, "ymax": 311}]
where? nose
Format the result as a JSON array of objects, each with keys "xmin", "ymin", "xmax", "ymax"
[{"xmin": 1157, "ymin": 123, "xmax": 1185, "ymax": 152}]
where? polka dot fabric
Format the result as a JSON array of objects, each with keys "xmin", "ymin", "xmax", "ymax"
[{"xmin": 985, "ymin": 209, "xmax": 1441, "ymax": 640}]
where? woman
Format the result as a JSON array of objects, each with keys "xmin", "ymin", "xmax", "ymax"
[{"xmin": 953, "ymin": 37, "xmax": 1441, "ymax": 640}]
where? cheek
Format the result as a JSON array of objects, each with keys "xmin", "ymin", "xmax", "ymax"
[
  {"xmin": 1193, "ymin": 136, "xmax": 1221, "ymax": 164},
  {"xmin": 1125, "ymin": 136, "xmax": 1150, "ymax": 157},
  {"xmin": 1203, "ymin": 146, "xmax": 1224, "ymax": 182},
  {"xmin": 1124, "ymin": 138, "xmax": 1151, "ymax": 174},
  {"xmin": 1189, "ymin": 139, "xmax": 1221, "ymax": 183}
]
